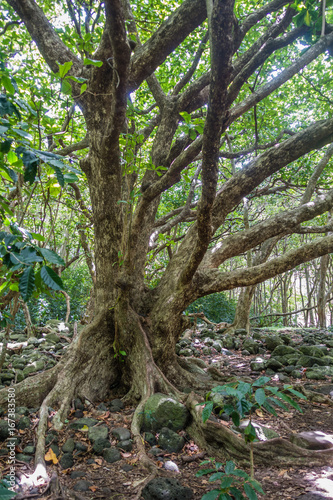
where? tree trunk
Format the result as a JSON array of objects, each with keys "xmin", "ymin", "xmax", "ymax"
[
  {"xmin": 317, "ymin": 254, "xmax": 329, "ymax": 327},
  {"xmin": 232, "ymin": 286, "xmax": 256, "ymax": 332}
]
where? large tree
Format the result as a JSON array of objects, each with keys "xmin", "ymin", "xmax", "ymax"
[{"xmin": 1, "ymin": 0, "xmax": 333, "ymax": 472}]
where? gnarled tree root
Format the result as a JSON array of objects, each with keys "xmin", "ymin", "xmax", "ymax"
[{"xmin": 186, "ymin": 392, "xmax": 333, "ymax": 467}]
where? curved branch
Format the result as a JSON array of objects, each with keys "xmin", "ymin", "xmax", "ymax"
[
  {"xmin": 204, "ymin": 189, "xmax": 333, "ymax": 268},
  {"xmin": 128, "ymin": 0, "xmax": 207, "ymax": 91},
  {"xmin": 6, "ymin": 0, "xmax": 82, "ymax": 75},
  {"xmin": 194, "ymin": 234, "xmax": 333, "ymax": 296}
]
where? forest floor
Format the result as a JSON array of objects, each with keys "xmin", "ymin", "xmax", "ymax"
[{"xmin": 1, "ymin": 327, "xmax": 333, "ymax": 500}]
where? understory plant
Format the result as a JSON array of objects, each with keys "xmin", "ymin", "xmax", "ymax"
[
  {"xmin": 196, "ymin": 458, "xmax": 264, "ymax": 500},
  {"xmin": 201, "ymin": 376, "xmax": 306, "ymax": 481}
]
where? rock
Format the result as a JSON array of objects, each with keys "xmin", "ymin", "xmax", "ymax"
[
  {"xmin": 250, "ymin": 358, "xmax": 266, "ymax": 371},
  {"xmin": 62, "ymin": 438, "xmax": 75, "ymax": 453},
  {"xmin": 242, "ymin": 338, "xmax": 259, "ymax": 354},
  {"xmin": 23, "ymin": 445, "xmax": 35, "ymax": 454},
  {"xmin": 221, "ymin": 335, "xmax": 235, "ymax": 350},
  {"xmin": 266, "ymin": 358, "xmax": 283, "ymax": 371},
  {"xmin": 15, "ymin": 453, "xmax": 32, "ymax": 463},
  {"xmin": 212, "ymin": 340, "xmax": 222, "ymax": 352},
  {"xmin": 307, "ymin": 384, "xmax": 333, "ymax": 396},
  {"xmin": 0, "ymin": 420, "xmax": 10, "ymax": 441},
  {"xmin": 142, "ymin": 478, "xmax": 193, "ymax": 500},
  {"xmin": 290, "ymin": 431, "xmax": 333, "ymax": 450},
  {"xmin": 75, "ymin": 442, "xmax": 88, "ymax": 452},
  {"xmin": 142, "ymin": 393, "xmax": 189, "ymax": 432},
  {"xmin": 88, "ymin": 425, "xmax": 108, "ymax": 442},
  {"xmin": 74, "ymin": 398, "xmax": 85, "ymax": 410},
  {"xmin": 45, "ymin": 333, "xmax": 61, "ymax": 344},
  {"xmin": 291, "ymin": 369, "xmax": 303, "ymax": 379},
  {"xmin": 73, "ymin": 480, "xmax": 92, "ymax": 492},
  {"xmin": 265, "ymin": 335, "xmax": 283, "ymax": 351},
  {"xmin": 305, "ymin": 370, "xmax": 327, "ymax": 380},
  {"xmin": 271, "ymin": 345, "xmax": 297, "ymax": 357},
  {"xmin": 299, "ymin": 345, "xmax": 326, "ymax": 357},
  {"xmin": 179, "ymin": 348, "xmax": 193, "ymax": 356},
  {"xmin": 92, "ymin": 438, "xmax": 111, "ymax": 454},
  {"xmin": 158, "ymin": 427, "xmax": 185, "ymax": 453},
  {"xmin": 112, "ymin": 427, "xmax": 131, "ymax": 441},
  {"xmin": 0, "ymin": 372, "xmax": 15, "ymax": 381},
  {"xmin": 45, "ymin": 431, "xmax": 58, "ymax": 445},
  {"xmin": 144, "ymin": 432, "xmax": 157, "ymax": 446},
  {"xmin": 97, "ymin": 403, "xmax": 108, "ymax": 412},
  {"xmin": 122, "ymin": 463, "xmax": 133, "ymax": 472},
  {"xmin": 69, "ymin": 417, "xmax": 98, "ymax": 430},
  {"xmin": 103, "ymin": 447, "xmax": 121, "ymax": 463},
  {"xmin": 60, "ymin": 452, "xmax": 74, "ymax": 469},
  {"xmin": 202, "ymin": 346, "xmax": 212, "ymax": 355},
  {"xmin": 117, "ymin": 439, "xmax": 132, "ymax": 451},
  {"xmin": 241, "ymin": 350, "xmax": 251, "ymax": 356},
  {"xmin": 17, "ymin": 416, "xmax": 30, "ymax": 430},
  {"xmin": 109, "ymin": 398, "xmax": 124, "ymax": 412},
  {"xmin": 71, "ymin": 471, "xmax": 86, "ymax": 479},
  {"xmin": 298, "ymin": 355, "xmax": 327, "ymax": 367},
  {"xmin": 235, "ymin": 329, "xmax": 248, "ymax": 336},
  {"xmin": 23, "ymin": 360, "xmax": 45, "ymax": 376}
]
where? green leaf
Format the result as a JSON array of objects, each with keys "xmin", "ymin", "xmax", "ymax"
[
  {"xmin": 201, "ymin": 490, "xmax": 220, "ymax": 500},
  {"xmin": 276, "ymin": 391, "xmax": 302, "ymax": 412},
  {"xmin": 220, "ymin": 476, "xmax": 233, "ymax": 489},
  {"xmin": 202, "ymin": 401, "xmax": 214, "ymax": 423},
  {"xmin": 19, "ymin": 266, "xmax": 35, "ymax": 302},
  {"xmin": 195, "ymin": 468, "xmax": 216, "ymax": 477},
  {"xmin": 230, "ymin": 411, "xmax": 240, "ymax": 427},
  {"xmin": 61, "ymin": 79, "xmax": 72, "ymax": 95},
  {"xmin": 248, "ymin": 479, "xmax": 264, "ymax": 494},
  {"xmin": 0, "ymin": 483, "xmax": 17, "ymax": 499},
  {"xmin": 237, "ymin": 382, "xmax": 251, "ymax": 395},
  {"xmin": 244, "ymin": 422, "xmax": 257, "ymax": 443},
  {"xmin": 58, "ymin": 60, "xmax": 73, "ymax": 78},
  {"xmin": 0, "ymin": 138, "xmax": 13, "ymax": 153},
  {"xmin": 39, "ymin": 248, "xmax": 65, "ymax": 266},
  {"xmin": 244, "ymin": 482, "xmax": 258, "ymax": 500},
  {"xmin": 224, "ymin": 461, "xmax": 235, "ymax": 474},
  {"xmin": 252, "ymin": 376, "xmax": 271, "ymax": 387},
  {"xmin": 40, "ymin": 265, "xmax": 64, "ymax": 291},
  {"xmin": 20, "ymin": 247, "xmax": 43, "ymax": 264},
  {"xmin": 80, "ymin": 83, "xmax": 87, "ymax": 94},
  {"xmin": 51, "ymin": 164, "xmax": 64, "ymax": 187},
  {"xmin": 2, "ymin": 76, "xmax": 15, "ymax": 94},
  {"xmin": 30, "ymin": 232, "xmax": 45, "ymax": 241},
  {"xmin": 262, "ymin": 399, "xmax": 277, "ymax": 416},
  {"xmin": 255, "ymin": 388, "xmax": 266, "ymax": 406},
  {"xmin": 284, "ymin": 387, "xmax": 307, "ymax": 400},
  {"xmin": 233, "ymin": 469, "xmax": 249, "ymax": 479},
  {"xmin": 208, "ymin": 472, "xmax": 224, "ymax": 482},
  {"xmin": 83, "ymin": 58, "xmax": 103, "ymax": 67},
  {"xmin": 304, "ymin": 10, "xmax": 311, "ymax": 26}
]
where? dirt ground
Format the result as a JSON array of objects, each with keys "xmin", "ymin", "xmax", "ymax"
[{"xmin": 1, "ymin": 329, "xmax": 333, "ymax": 500}]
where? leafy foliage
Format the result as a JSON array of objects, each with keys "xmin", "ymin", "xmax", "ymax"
[
  {"xmin": 187, "ymin": 293, "xmax": 237, "ymax": 323},
  {"xmin": 196, "ymin": 459, "xmax": 264, "ymax": 500}
]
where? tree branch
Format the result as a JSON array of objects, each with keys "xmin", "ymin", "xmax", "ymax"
[
  {"xmin": 6, "ymin": 0, "xmax": 82, "ymax": 75},
  {"xmin": 128, "ymin": 0, "xmax": 207, "ymax": 91},
  {"xmin": 194, "ymin": 234, "xmax": 333, "ymax": 296}
]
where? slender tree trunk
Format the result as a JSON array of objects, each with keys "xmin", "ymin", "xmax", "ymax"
[{"xmin": 317, "ymin": 254, "xmax": 329, "ymax": 327}]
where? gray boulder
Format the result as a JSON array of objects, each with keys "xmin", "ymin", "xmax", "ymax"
[
  {"xmin": 290, "ymin": 431, "xmax": 333, "ymax": 450},
  {"xmin": 265, "ymin": 335, "xmax": 283, "ymax": 351},
  {"xmin": 142, "ymin": 478, "xmax": 193, "ymax": 500},
  {"xmin": 242, "ymin": 338, "xmax": 259, "ymax": 354},
  {"xmin": 88, "ymin": 425, "xmax": 108, "ymax": 442},
  {"xmin": 142, "ymin": 393, "xmax": 189, "ymax": 432},
  {"xmin": 158, "ymin": 427, "xmax": 185, "ymax": 453},
  {"xmin": 103, "ymin": 447, "xmax": 121, "ymax": 463}
]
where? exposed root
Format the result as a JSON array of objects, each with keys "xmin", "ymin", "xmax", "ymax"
[{"xmin": 186, "ymin": 392, "xmax": 333, "ymax": 467}]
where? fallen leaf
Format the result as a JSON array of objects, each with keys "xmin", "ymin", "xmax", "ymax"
[
  {"xmin": 89, "ymin": 486, "xmax": 98, "ymax": 492},
  {"xmin": 45, "ymin": 448, "xmax": 58, "ymax": 464},
  {"xmin": 79, "ymin": 425, "xmax": 89, "ymax": 432},
  {"xmin": 278, "ymin": 470, "xmax": 288, "ymax": 476},
  {"xmin": 255, "ymin": 409, "xmax": 264, "ymax": 417},
  {"xmin": 120, "ymin": 452, "xmax": 132, "ymax": 458}
]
